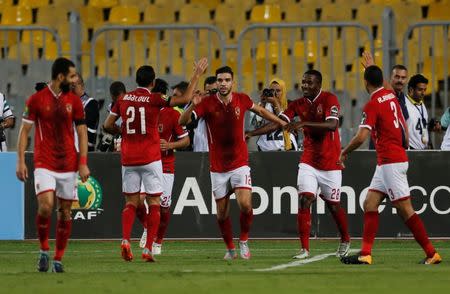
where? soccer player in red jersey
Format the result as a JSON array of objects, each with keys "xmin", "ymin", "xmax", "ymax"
[
  {"xmin": 104, "ymin": 59, "xmax": 208, "ymax": 262},
  {"xmin": 339, "ymin": 65, "xmax": 441, "ymax": 265},
  {"xmin": 179, "ymin": 66, "xmax": 287, "ymax": 260},
  {"xmin": 16, "ymin": 57, "xmax": 91, "ymax": 273},
  {"xmin": 136, "ymin": 79, "xmax": 190, "ymax": 254},
  {"xmin": 249, "ymin": 70, "xmax": 351, "ymax": 259}
]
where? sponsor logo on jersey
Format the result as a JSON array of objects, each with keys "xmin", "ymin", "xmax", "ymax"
[
  {"xmin": 330, "ymin": 105, "xmax": 339, "ymax": 117},
  {"xmin": 360, "ymin": 112, "xmax": 367, "ymax": 124}
]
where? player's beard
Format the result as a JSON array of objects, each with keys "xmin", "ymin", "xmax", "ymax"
[
  {"xmin": 219, "ymin": 87, "xmax": 231, "ymax": 97},
  {"xmin": 60, "ymin": 80, "xmax": 71, "ymax": 93}
]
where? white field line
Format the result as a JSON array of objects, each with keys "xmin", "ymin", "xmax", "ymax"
[{"xmin": 255, "ymin": 249, "xmax": 360, "ymax": 272}]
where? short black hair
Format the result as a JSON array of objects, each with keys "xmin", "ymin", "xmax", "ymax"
[
  {"xmin": 408, "ymin": 74, "xmax": 428, "ymax": 90},
  {"xmin": 51, "ymin": 57, "xmax": 75, "ymax": 80},
  {"xmin": 391, "ymin": 64, "xmax": 407, "ymax": 72},
  {"xmin": 171, "ymin": 81, "xmax": 189, "ymax": 93},
  {"xmin": 216, "ymin": 66, "xmax": 234, "ymax": 78},
  {"xmin": 304, "ymin": 69, "xmax": 322, "ymax": 84},
  {"xmin": 110, "ymin": 81, "xmax": 126, "ymax": 98},
  {"xmin": 204, "ymin": 76, "xmax": 217, "ymax": 88},
  {"xmin": 152, "ymin": 78, "xmax": 169, "ymax": 95},
  {"xmin": 35, "ymin": 82, "xmax": 47, "ymax": 92},
  {"xmin": 364, "ymin": 65, "xmax": 384, "ymax": 87},
  {"xmin": 136, "ymin": 65, "xmax": 156, "ymax": 87}
]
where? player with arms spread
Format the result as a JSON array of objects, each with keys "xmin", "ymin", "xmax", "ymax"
[
  {"xmin": 16, "ymin": 57, "xmax": 90, "ymax": 273},
  {"xmin": 179, "ymin": 66, "xmax": 286, "ymax": 260},
  {"xmin": 103, "ymin": 59, "xmax": 208, "ymax": 262},
  {"xmin": 339, "ymin": 65, "xmax": 441, "ymax": 265}
]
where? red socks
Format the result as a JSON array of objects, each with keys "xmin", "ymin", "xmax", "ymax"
[
  {"xmin": 122, "ymin": 203, "xmax": 136, "ymax": 241},
  {"xmin": 217, "ymin": 217, "xmax": 235, "ymax": 249},
  {"xmin": 36, "ymin": 215, "xmax": 50, "ymax": 251},
  {"xmin": 331, "ymin": 207, "xmax": 351, "ymax": 243},
  {"xmin": 297, "ymin": 208, "xmax": 311, "ymax": 251},
  {"xmin": 54, "ymin": 219, "xmax": 72, "ymax": 261},
  {"xmin": 145, "ymin": 204, "xmax": 161, "ymax": 249},
  {"xmin": 406, "ymin": 213, "xmax": 436, "ymax": 258},
  {"xmin": 361, "ymin": 211, "xmax": 379, "ymax": 256},
  {"xmin": 136, "ymin": 203, "xmax": 147, "ymax": 229},
  {"xmin": 156, "ymin": 208, "xmax": 171, "ymax": 244},
  {"xmin": 239, "ymin": 209, "xmax": 253, "ymax": 242}
]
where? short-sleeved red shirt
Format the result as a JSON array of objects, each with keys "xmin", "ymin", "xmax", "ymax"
[
  {"xmin": 281, "ymin": 90, "xmax": 342, "ymax": 171},
  {"xmin": 158, "ymin": 107, "xmax": 188, "ymax": 173},
  {"xmin": 23, "ymin": 86, "xmax": 85, "ymax": 172},
  {"xmin": 111, "ymin": 87, "xmax": 170, "ymax": 166},
  {"xmin": 360, "ymin": 87, "xmax": 408, "ymax": 165},
  {"xmin": 193, "ymin": 93, "xmax": 254, "ymax": 172}
]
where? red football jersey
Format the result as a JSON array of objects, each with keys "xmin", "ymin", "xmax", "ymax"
[
  {"xmin": 360, "ymin": 87, "xmax": 408, "ymax": 165},
  {"xmin": 23, "ymin": 86, "xmax": 85, "ymax": 172},
  {"xmin": 193, "ymin": 93, "xmax": 254, "ymax": 172},
  {"xmin": 158, "ymin": 107, "xmax": 188, "ymax": 173},
  {"xmin": 111, "ymin": 87, "xmax": 169, "ymax": 166},
  {"xmin": 281, "ymin": 90, "xmax": 342, "ymax": 171}
]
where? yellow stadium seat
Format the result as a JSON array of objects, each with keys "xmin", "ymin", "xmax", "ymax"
[
  {"xmin": 21, "ymin": 31, "xmax": 55, "ymax": 47},
  {"xmin": 109, "ymin": 5, "xmax": 140, "ymax": 25},
  {"xmin": 43, "ymin": 40, "xmax": 71, "ymax": 60},
  {"xmin": 293, "ymin": 40, "xmax": 317, "ymax": 63},
  {"xmin": 0, "ymin": 0, "xmax": 12, "ymax": 8},
  {"xmin": 119, "ymin": 0, "xmax": 148, "ymax": 10},
  {"xmin": 223, "ymin": 0, "xmax": 255, "ymax": 12},
  {"xmin": 356, "ymin": 3, "xmax": 384, "ymax": 26},
  {"xmin": 428, "ymin": 2, "xmax": 450, "ymax": 20},
  {"xmin": 416, "ymin": 0, "xmax": 436, "ymax": 5},
  {"xmin": 214, "ymin": 3, "xmax": 241, "ymax": 24},
  {"xmin": 7, "ymin": 43, "xmax": 39, "ymax": 64},
  {"xmin": 90, "ymin": 0, "xmax": 119, "ymax": 8},
  {"xmin": 321, "ymin": 3, "xmax": 353, "ymax": 21},
  {"xmin": 36, "ymin": 6, "xmax": 68, "ymax": 27},
  {"xmin": 255, "ymin": 41, "xmax": 289, "ymax": 62},
  {"xmin": 190, "ymin": 0, "xmax": 221, "ymax": 11},
  {"xmin": 18, "ymin": 0, "xmax": 49, "ymax": 8},
  {"xmin": 144, "ymin": 5, "xmax": 175, "ymax": 23},
  {"xmin": 57, "ymin": 23, "xmax": 89, "ymax": 42},
  {"xmin": 97, "ymin": 57, "xmax": 132, "ymax": 79},
  {"xmin": 52, "ymin": 0, "xmax": 84, "ymax": 9},
  {"xmin": 179, "ymin": 4, "xmax": 210, "ymax": 24},
  {"xmin": 370, "ymin": 0, "xmax": 403, "ymax": 4},
  {"xmin": 152, "ymin": 0, "xmax": 185, "ymax": 11},
  {"xmin": 284, "ymin": 4, "xmax": 317, "ymax": 22},
  {"xmin": 423, "ymin": 57, "xmax": 450, "ymax": 81},
  {"xmin": 250, "ymin": 4, "xmax": 282, "ymax": 23},
  {"xmin": 79, "ymin": 6, "xmax": 104, "ymax": 27},
  {"xmin": 333, "ymin": 0, "xmax": 365, "ymax": 9},
  {"xmin": 1, "ymin": 6, "xmax": 32, "ymax": 25}
]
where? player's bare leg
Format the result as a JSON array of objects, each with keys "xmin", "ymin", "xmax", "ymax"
[
  {"xmin": 36, "ymin": 191, "xmax": 54, "ymax": 272},
  {"xmin": 52, "ymin": 198, "xmax": 73, "ymax": 273},
  {"xmin": 216, "ymin": 196, "xmax": 236, "ymax": 260},
  {"xmin": 121, "ymin": 194, "xmax": 140, "ymax": 261},
  {"xmin": 236, "ymin": 188, "xmax": 253, "ymax": 260},
  {"xmin": 341, "ymin": 191, "xmax": 384, "ymax": 265},
  {"xmin": 394, "ymin": 198, "xmax": 441, "ymax": 264},
  {"xmin": 293, "ymin": 193, "xmax": 314, "ymax": 259},
  {"xmin": 326, "ymin": 202, "xmax": 351, "ymax": 257},
  {"xmin": 142, "ymin": 195, "xmax": 161, "ymax": 262}
]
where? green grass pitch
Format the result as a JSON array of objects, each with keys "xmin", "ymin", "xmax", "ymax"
[{"xmin": 0, "ymin": 240, "xmax": 449, "ymax": 293}]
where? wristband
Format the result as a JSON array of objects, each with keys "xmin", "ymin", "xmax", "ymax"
[{"xmin": 79, "ymin": 155, "xmax": 87, "ymax": 165}]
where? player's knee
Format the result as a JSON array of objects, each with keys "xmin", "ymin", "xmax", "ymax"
[
  {"xmin": 300, "ymin": 195, "xmax": 314, "ymax": 208},
  {"xmin": 38, "ymin": 204, "xmax": 53, "ymax": 217},
  {"xmin": 363, "ymin": 198, "xmax": 378, "ymax": 212},
  {"xmin": 326, "ymin": 202, "xmax": 339, "ymax": 213},
  {"xmin": 240, "ymin": 205, "xmax": 252, "ymax": 214}
]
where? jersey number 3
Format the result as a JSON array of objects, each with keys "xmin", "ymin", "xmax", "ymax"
[
  {"xmin": 126, "ymin": 106, "xmax": 146, "ymax": 134},
  {"xmin": 390, "ymin": 101, "xmax": 400, "ymax": 129}
]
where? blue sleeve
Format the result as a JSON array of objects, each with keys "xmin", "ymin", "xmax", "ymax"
[{"xmin": 441, "ymin": 108, "xmax": 450, "ymax": 128}]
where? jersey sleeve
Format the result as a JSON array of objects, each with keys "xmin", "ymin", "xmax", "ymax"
[
  {"xmin": 325, "ymin": 94, "xmax": 340, "ymax": 121},
  {"xmin": 72, "ymin": 95, "xmax": 86, "ymax": 123},
  {"xmin": 192, "ymin": 98, "xmax": 208, "ymax": 120},
  {"xmin": 359, "ymin": 100, "xmax": 377, "ymax": 130},
  {"xmin": 279, "ymin": 101, "xmax": 297, "ymax": 122},
  {"xmin": 242, "ymin": 94, "xmax": 255, "ymax": 110},
  {"xmin": 173, "ymin": 111, "xmax": 189, "ymax": 139},
  {"xmin": 152, "ymin": 93, "xmax": 170, "ymax": 108},
  {"xmin": 1, "ymin": 95, "xmax": 14, "ymax": 119},
  {"xmin": 22, "ymin": 94, "xmax": 38, "ymax": 124}
]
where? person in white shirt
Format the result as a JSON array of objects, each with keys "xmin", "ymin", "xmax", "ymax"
[
  {"xmin": 0, "ymin": 92, "xmax": 15, "ymax": 151},
  {"xmin": 192, "ymin": 76, "xmax": 217, "ymax": 152},
  {"xmin": 439, "ymin": 107, "xmax": 450, "ymax": 150},
  {"xmin": 249, "ymin": 78, "xmax": 298, "ymax": 151},
  {"xmin": 404, "ymin": 74, "xmax": 430, "ymax": 150}
]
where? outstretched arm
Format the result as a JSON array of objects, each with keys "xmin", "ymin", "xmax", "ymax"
[
  {"xmin": 246, "ymin": 104, "xmax": 287, "ymax": 138},
  {"xmin": 285, "ymin": 118, "xmax": 338, "ymax": 133},
  {"xmin": 339, "ymin": 127, "xmax": 371, "ymax": 167}
]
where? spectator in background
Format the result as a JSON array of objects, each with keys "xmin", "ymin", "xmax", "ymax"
[
  {"xmin": 390, "ymin": 64, "xmax": 409, "ymax": 120},
  {"xmin": 405, "ymin": 74, "xmax": 431, "ymax": 149},
  {"xmin": 248, "ymin": 78, "xmax": 298, "ymax": 151},
  {"xmin": 0, "ymin": 92, "xmax": 15, "ymax": 152},
  {"xmin": 72, "ymin": 74, "xmax": 99, "ymax": 151},
  {"xmin": 172, "ymin": 81, "xmax": 192, "ymax": 151},
  {"xmin": 97, "ymin": 81, "xmax": 126, "ymax": 152},
  {"xmin": 192, "ymin": 76, "xmax": 217, "ymax": 152},
  {"xmin": 440, "ymin": 107, "xmax": 450, "ymax": 150}
]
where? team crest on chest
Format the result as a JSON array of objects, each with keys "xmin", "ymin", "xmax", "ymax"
[
  {"xmin": 158, "ymin": 123, "xmax": 163, "ymax": 133},
  {"xmin": 66, "ymin": 104, "xmax": 72, "ymax": 113},
  {"xmin": 316, "ymin": 104, "xmax": 323, "ymax": 114},
  {"xmin": 235, "ymin": 107, "xmax": 240, "ymax": 119}
]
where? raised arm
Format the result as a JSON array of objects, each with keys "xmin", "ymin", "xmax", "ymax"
[
  {"xmin": 361, "ymin": 51, "xmax": 392, "ymax": 91},
  {"xmin": 178, "ymin": 92, "xmax": 203, "ymax": 126}
]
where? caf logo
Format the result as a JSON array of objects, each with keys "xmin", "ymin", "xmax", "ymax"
[{"xmin": 72, "ymin": 176, "xmax": 103, "ymax": 210}]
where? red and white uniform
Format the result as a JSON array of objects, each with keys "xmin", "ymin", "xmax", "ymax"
[
  {"xmin": 193, "ymin": 93, "xmax": 254, "ymax": 199},
  {"xmin": 23, "ymin": 86, "xmax": 85, "ymax": 200},
  {"xmin": 111, "ymin": 87, "xmax": 170, "ymax": 196},
  {"xmin": 140, "ymin": 107, "xmax": 188, "ymax": 207},
  {"xmin": 360, "ymin": 87, "xmax": 410, "ymax": 202},
  {"xmin": 281, "ymin": 90, "xmax": 342, "ymax": 202}
]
